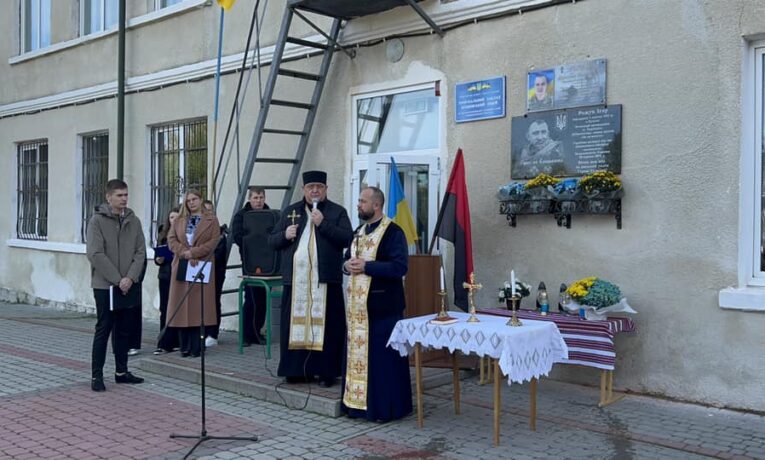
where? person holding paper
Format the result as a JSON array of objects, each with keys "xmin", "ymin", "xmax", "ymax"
[
  {"xmin": 269, "ymin": 170, "xmax": 353, "ymax": 387},
  {"xmin": 166, "ymin": 189, "xmax": 221, "ymax": 358},
  {"xmin": 86, "ymin": 179, "xmax": 146, "ymax": 392},
  {"xmin": 341, "ymin": 186, "xmax": 411, "ymax": 422},
  {"xmin": 153, "ymin": 206, "xmax": 180, "ymax": 355}
]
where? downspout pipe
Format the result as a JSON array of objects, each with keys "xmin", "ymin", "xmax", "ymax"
[{"xmin": 117, "ymin": 0, "xmax": 126, "ymax": 179}]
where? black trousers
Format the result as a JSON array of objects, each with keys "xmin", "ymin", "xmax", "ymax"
[
  {"xmin": 156, "ymin": 277, "xmax": 179, "ymax": 351},
  {"xmin": 179, "ymin": 327, "xmax": 202, "ymax": 355},
  {"xmin": 242, "ymin": 285, "xmax": 267, "ymax": 342},
  {"xmin": 127, "ymin": 301, "xmax": 142, "ymax": 350},
  {"xmin": 91, "ymin": 289, "xmax": 130, "ymax": 379}
]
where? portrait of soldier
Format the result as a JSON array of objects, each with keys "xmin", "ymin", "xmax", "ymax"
[
  {"xmin": 517, "ymin": 119, "xmax": 565, "ymax": 177},
  {"xmin": 527, "ymin": 71, "xmax": 554, "ymax": 112}
]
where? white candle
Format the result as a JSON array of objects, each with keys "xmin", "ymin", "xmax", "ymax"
[
  {"xmin": 511, "ymin": 270, "xmax": 516, "ymax": 296},
  {"xmin": 440, "ymin": 266, "xmax": 445, "ymax": 291}
]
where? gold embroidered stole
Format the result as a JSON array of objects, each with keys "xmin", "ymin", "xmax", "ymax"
[
  {"xmin": 343, "ymin": 216, "xmax": 392, "ymax": 410},
  {"xmin": 288, "ymin": 206, "xmax": 328, "ymax": 351}
]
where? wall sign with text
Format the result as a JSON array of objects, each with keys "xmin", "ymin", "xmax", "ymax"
[
  {"xmin": 510, "ymin": 105, "xmax": 622, "ymax": 179},
  {"xmin": 455, "ymin": 76, "xmax": 506, "ymax": 123}
]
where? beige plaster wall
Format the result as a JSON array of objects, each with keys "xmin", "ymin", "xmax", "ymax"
[{"xmin": 1, "ymin": 0, "xmax": 765, "ymax": 410}]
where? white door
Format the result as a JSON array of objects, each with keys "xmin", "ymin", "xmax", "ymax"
[{"xmin": 351, "ymin": 154, "xmax": 439, "ymax": 254}]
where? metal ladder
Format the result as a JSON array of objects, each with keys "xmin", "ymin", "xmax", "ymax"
[{"xmin": 225, "ymin": 4, "xmax": 355, "ymax": 234}]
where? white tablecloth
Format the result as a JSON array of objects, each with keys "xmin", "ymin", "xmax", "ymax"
[{"xmin": 388, "ymin": 312, "xmax": 569, "ymax": 384}]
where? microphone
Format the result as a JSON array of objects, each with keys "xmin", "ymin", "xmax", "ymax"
[{"xmin": 312, "ymin": 199, "xmax": 318, "ymax": 211}]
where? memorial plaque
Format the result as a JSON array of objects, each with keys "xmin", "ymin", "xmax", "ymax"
[
  {"xmin": 455, "ymin": 76, "xmax": 506, "ymax": 123},
  {"xmin": 511, "ymin": 105, "xmax": 622, "ymax": 179},
  {"xmin": 554, "ymin": 59, "xmax": 607, "ymax": 109}
]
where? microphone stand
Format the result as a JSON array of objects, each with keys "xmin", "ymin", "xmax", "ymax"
[{"xmin": 168, "ymin": 254, "xmax": 258, "ymax": 459}]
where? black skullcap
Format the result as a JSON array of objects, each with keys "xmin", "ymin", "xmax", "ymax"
[{"xmin": 302, "ymin": 170, "xmax": 327, "ymax": 185}]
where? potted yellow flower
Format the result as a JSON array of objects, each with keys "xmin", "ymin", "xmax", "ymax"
[{"xmin": 577, "ymin": 171, "xmax": 623, "ymax": 213}]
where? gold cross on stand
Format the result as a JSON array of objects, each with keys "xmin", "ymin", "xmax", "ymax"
[{"xmin": 462, "ymin": 272, "xmax": 482, "ymax": 323}]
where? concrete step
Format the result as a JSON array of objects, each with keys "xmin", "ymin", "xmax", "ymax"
[{"xmin": 136, "ymin": 352, "xmax": 473, "ymax": 418}]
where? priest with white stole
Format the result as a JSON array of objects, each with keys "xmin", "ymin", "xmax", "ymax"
[
  {"xmin": 269, "ymin": 170, "xmax": 353, "ymax": 387},
  {"xmin": 342, "ymin": 186, "xmax": 412, "ymax": 422}
]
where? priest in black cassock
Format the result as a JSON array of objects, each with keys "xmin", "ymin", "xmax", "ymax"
[
  {"xmin": 342, "ymin": 186, "xmax": 412, "ymax": 422},
  {"xmin": 269, "ymin": 170, "xmax": 353, "ymax": 387}
]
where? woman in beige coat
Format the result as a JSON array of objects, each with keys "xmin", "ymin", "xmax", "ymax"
[{"xmin": 167, "ymin": 190, "xmax": 221, "ymax": 357}]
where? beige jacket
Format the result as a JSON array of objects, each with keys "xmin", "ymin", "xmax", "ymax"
[{"xmin": 86, "ymin": 204, "xmax": 147, "ymax": 289}]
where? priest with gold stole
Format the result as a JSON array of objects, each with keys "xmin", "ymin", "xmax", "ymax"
[
  {"xmin": 269, "ymin": 171, "xmax": 353, "ymax": 387},
  {"xmin": 342, "ymin": 186, "xmax": 412, "ymax": 422}
]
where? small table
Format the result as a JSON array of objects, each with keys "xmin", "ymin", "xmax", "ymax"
[
  {"xmin": 388, "ymin": 312, "xmax": 568, "ymax": 446},
  {"xmin": 481, "ymin": 308, "xmax": 636, "ymax": 406},
  {"xmin": 238, "ymin": 275, "xmax": 283, "ymax": 358}
]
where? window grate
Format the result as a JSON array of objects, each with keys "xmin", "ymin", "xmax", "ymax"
[
  {"xmin": 81, "ymin": 133, "xmax": 109, "ymax": 242},
  {"xmin": 16, "ymin": 140, "xmax": 49, "ymax": 240},
  {"xmin": 150, "ymin": 119, "xmax": 207, "ymax": 243}
]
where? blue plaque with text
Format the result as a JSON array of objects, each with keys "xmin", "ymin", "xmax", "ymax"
[{"xmin": 455, "ymin": 76, "xmax": 506, "ymax": 123}]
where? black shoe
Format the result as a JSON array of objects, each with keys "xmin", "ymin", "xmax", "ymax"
[
  {"xmin": 115, "ymin": 372, "xmax": 144, "ymax": 384},
  {"xmin": 91, "ymin": 378, "xmax": 106, "ymax": 392},
  {"xmin": 181, "ymin": 351, "xmax": 190, "ymax": 357},
  {"xmin": 253, "ymin": 332, "xmax": 266, "ymax": 344},
  {"xmin": 318, "ymin": 378, "xmax": 335, "ymax": 388},
  {"xmin": 190, "ymin": 352, "xmax": 200, "ymax": 358},
  {"xmin": 242, "ymin": 341, "xmax": 252, "ymax": 348}
]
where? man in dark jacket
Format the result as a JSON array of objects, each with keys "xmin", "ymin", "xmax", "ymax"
[
  {"xmin": 86, "ymin": 179, "xmax": 146, "ymax": 391},
  {"xmin": 231, "ymin": 186, "xmax": 270, "ymax": 345},
  {"xmin": 269, "ymin": 171, "xmax": 353, "ymax": 387}
]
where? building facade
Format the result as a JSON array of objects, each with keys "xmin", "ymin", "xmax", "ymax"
[{"xmin": 2, "ymin": 0, "xmax": 765, "ymax": 411}]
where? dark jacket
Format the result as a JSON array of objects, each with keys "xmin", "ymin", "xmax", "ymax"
[
  {"xmin": 154, "ymin": 226, "xmax": 173, "ymax": 281},
  {"xmin": 231, "ymin": 202, "xmax": 271, "ymax": 257},
  {"xmin": 86, "ymin": 204, "xmax": 146, "ymax": 289},
  {"xmin": 268, "ymin": 198, "xmax": 353, "ymax": 285}
]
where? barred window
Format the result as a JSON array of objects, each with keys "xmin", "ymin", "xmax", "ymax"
[
  {"xmin": 17, "ymin": 140, "xmax": 49, "ymax": 240},
  {"xmin": 150, "ymin": 119, "xmax": 207, "ymax": 242},
  {"xmin": 81, "ymin": 133, "xmax": 109, "ymax": 242}
]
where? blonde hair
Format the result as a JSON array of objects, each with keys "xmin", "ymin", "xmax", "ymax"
[{"xmin": 179, "ymin": 189, "xmax": 205, "ymax": 219}]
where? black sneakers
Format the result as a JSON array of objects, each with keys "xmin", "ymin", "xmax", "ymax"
[
  {"xmin": 115, "ymin": 372, "xmax": 144, "ymax": 384},
  {"xmin": 91, "ymin": 378, "xmax": 106, "ymax": 392}
]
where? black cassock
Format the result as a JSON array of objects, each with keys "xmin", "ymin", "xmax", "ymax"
[
  {"xmin": 341, "ymin": 220, "xmax": 413, "ymax": 422},
  {"xmin": 269, "ymin": 198, "xmax": 353, "ymax": 380}
]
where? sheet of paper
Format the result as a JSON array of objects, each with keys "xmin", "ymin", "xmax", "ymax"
[{"xmin": 185, "ymin": 261, "xmax": 212, "ymax": 284}]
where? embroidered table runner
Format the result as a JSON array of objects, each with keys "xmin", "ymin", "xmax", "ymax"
[{"xmin": 481, "ymin": 308, "xmax": 635, "ymax": 371}]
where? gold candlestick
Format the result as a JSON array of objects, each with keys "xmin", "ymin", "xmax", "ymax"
[
  {"xmin": 507, "ymin": 294, "xmax": 523, "ymax": 327},
  {"xmin": 436, "ymin": 290, "xmax": 450, "ymax": 319},
  {"xmin": 462, "ymin": 272, "xmax": 482, "ymax": 323}
]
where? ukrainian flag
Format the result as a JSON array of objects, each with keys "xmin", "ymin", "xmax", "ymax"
[
  {"xmin": 387, "ymin": 158, "xmax": 419, "ymax": 245},
  {"xmin": 217, "ymin": 0, "xmax": 237, "ymax": 10}
]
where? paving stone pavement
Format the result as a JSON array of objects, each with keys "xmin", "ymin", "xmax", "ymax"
[{"xmin": 1, "ymin": 301, "xmax": 764, "ymax": 459}]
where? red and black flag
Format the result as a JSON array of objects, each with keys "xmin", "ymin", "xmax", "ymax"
[{"xmin": 431, "ymin": 149, "xmax": 474, "ymax": 310}]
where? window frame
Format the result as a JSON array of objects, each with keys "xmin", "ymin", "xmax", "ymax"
[
  {"xmin": 149, "ymin": 118, "xmax": 208, "ymax": 243},
  {"xmin": 21, "ymin": 0, "xmax": 51, "ymax": 53},
  {"xmin": 155, "ymin": 0, "xmax": 185, "ymax": 10},
  {"xmin": 80, "ymin": 0, "xmax": 119, "ymax": 36},
  {"xmin": 720, "ymin": 39, "xmax": 765, "ymax": 311},
  {"xmin": 79, "ymin": 131, "xmax": 110, "ymax": 243},
  {"xmin": 350, "ymin": 81, "xmax": 445, "ymax": 254},
  {"xmin": 16, "ymin": 139, "xmax": 49, "ymax": 241}
]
